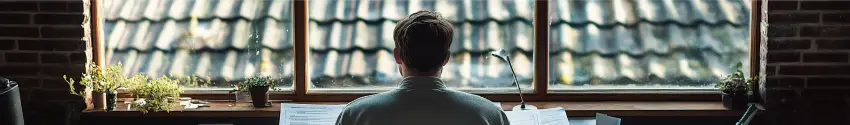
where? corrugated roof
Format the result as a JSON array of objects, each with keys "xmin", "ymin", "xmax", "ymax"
[{"xmin": 103, "ymin": 0, "xmax": 750, "ymax": 88}]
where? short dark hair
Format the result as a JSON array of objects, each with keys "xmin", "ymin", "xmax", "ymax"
[{"xmin": 393, "ymin": 10, "xmax": 454, "ymax": 71}]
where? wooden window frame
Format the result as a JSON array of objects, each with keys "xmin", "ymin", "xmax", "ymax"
[{"xmin": 99, "ymin": 0, "xmax": 763, "ymax": 102}]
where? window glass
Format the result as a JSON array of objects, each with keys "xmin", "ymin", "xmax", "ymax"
[
  {"xmin": 101, "ymin": 0, "xmax": 294, "ymax": 90},
  {"xmin": 548, "ymin": 0, "xmax": 751, "ymax": 90},
  {"xmin": 308, "ymin": 0, "xmax": 535, "ymax": 92}
]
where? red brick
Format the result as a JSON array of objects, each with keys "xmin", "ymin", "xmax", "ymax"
[
  {"xmin": 18, "ymin": 40, "xmax": 82, "ymax": 51},
  {"xmin": 768, "ymin": 25, "xmax": 798, "ymax": 37},
  {"xmin": 5, "ymin": 53, "xmax": 38, "ymax": 63},
  {"xmin": 6, "ymin": 77, "xmax": 41, "ymax": 89},
  {"xmin": 34, "ymin": 14, "xmax": 83, "ymax": 25},
  {"xmin": 40, "ymin": 26, "xmax": 83, "ymax": 38},
  {"xmin": 768, "ymin": 66, "xmax": 777, "ymax": 76},
  {"xmin": 769, "ymin": 13, "xmax": 819, "ymax": 24},
  {"xmin": 40, "ymin": 53, "xmax": 69, "ymax": 64},
  {"xmin": 800, "ymin": 26, "xmax": 850, "ymax": 37},
  {"xmin": 766, "ymin": 76, "xmax": 805, "ymax": 89},
  {"xmin": 768, "ymin": 52, "xmax": 801, "ymax": 63},
  {"xmin": 800, "ymin": 1, "xmax": 850, "ymax": 10},
  {"xmin": 0, "ymin": 2, "xmax": 38, "ymax": 12},
  {"xmin": 0, "ymin": 65, "xmax": 41, "ymax": 76},
  {"xmin": 768, "ymin": 1, "xmax": 798, "ymax": 10},
  {"xmin": 817, "ymin": 40, "xmax": 850, "ymax": 50},
  {"xmin": 779, "ymin": 65, "xmax": 850, "ymax": 75},
  {"xmin": 823, "ymin": 13, "xmax": 850, "ymax": 24},
  {"xmin": 39, "ymin": 65, "xmax": 85, "ymax": 77},
  {"xmin": 0, "ymin": 40, "xmax": 14, "ymax": 50},
  {"xmin": 69, "ymin": 52, "xmax": 86, "ymax": 64},
  {"xmin": 0, "ymin": 26, "xmax": 39, "ymax": 37},
  {"xmin": 41, "ymin": 77, "xmax": 71, "ymax": 89},
  {"xmin": 68, "ymin": 1, "xmax": 82, "ymax": 12},
  {"xmin": 768, "ymin": 39, "xmax": 810, "ymax": 50},
  {"xmin": 803, "ymin": 52, "xmax": 849, "ymax": 63},
  {"xmin": 38, "ymin": 1, "xmax": 69, "ymax": 12},
  {"xmin": 0, "ymin": 14, "xmax": 30, "ymax": 24},
  {"xmin": 808, "ymin": 77, "xmax": 850, "ymax": 88},
  {"xmin": 31, "ymin": 89, "xmax": 82, "ymax": 101}
]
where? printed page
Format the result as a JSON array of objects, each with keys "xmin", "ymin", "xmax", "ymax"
[
  {"xmin": 539, "ymin": 107, "xmax": 570, "ymax": 125},
  {"xmin": 280, "ymin": 103, "xmax": 346, "ymax": 125},
  {"xmin": 504, "ymin": 109, "xmax": 541, "ymax": 125}
]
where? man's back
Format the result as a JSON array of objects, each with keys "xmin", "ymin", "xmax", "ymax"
[{"xmin": 335, "ymin": 76, "xmax": 510, "ymax": 125}]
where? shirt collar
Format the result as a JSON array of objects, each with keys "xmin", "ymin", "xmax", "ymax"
[{"xmin": 399, "ymin": 76, "xmax": 446, "ymax": 90}]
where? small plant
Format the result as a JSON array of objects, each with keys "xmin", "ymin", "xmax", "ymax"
[
  {"xmin": 715, "ymin": 63, "xmax": 749, "ymax": 95},
  {"xmin": 231, "ymin": 76, "xmax": 274, "ymax": 93},
  {"xmin": 129, "ymin": 76, "xmax": 183, "ymax": 113},
  {"xmin": 64, "ymin": 63, "xmax": 129, "ymax": 97}
]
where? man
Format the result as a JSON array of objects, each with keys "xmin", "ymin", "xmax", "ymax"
[{"xmin": 334, "ymin": 10, "xmax": 511, "ymax": 125}]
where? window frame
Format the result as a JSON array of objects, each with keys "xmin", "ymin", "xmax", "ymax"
[{"xmin": 99, "ymin": 0, "xmax": 762, "ymax": 102}]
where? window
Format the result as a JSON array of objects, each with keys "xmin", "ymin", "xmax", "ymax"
[
  {"xmin": 95, "ymin": 0, "xmax": 757, "ymax": 100},
  {"xmin": 100, "ymin": 0, "xmax": 295, "ymax": 90},
  {"xmin": 548, "ymin": 0, "xmax": 751, "ymax": 91},
  {"xmin": 307, "ymin": 0, "xmax": 535, "ymax": 92}
]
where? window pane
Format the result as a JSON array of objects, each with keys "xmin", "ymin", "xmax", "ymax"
[
  {"xmin": 308, "ymin": 0, "xmax": 535, "ymax": 92},
  {"xmin": 548, "ymin": 0, "xmax": 751, "ymax": 90},
  {"xmin": 101, "ymin": 0, "xmax": 294, "ymax": 90}
]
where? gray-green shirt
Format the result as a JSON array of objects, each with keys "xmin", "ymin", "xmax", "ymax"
[{"xmin": 335, "ymin": 76, "xmax": 511, "ymax": 125}]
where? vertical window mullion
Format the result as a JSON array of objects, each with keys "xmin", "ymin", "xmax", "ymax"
[
  {"xmin": 533, "ymin": 0, "xmax": 549, "ymax": 95},
  {"xmin": 293, "ymin": 0, "xmax": 309, "ymax": 100}
]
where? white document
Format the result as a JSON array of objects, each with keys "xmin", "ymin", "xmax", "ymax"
[
  {"xmin": 280, "ymin": 103, "xmax": 346, "ymax": 125},
  {"xmin": 504, "ymin": 107, "xmax": 570, "ymax": 125}
]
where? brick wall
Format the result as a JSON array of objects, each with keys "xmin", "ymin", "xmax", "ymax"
[
  {"xmin": 765, "ymin": 0, "xmax": 850, "ymax": 125},
  {"xmin": 0, "ymin": 0, "xmax": 89, "ymax": 125}
]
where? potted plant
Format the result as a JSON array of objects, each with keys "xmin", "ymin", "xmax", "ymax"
[
  {"xmin": 64, "ymin": 63, "xmax": 129, "ymax": 111},
  {"xmin": 127, "ymin": 76, "xmax": 183, "ymax": 113},
  {"xmin": 232, "ymin": 76, "xmax": 274, "ymax": 107},
  {"xmin": 715, "ymin": 63, "xmax": 749, "ymax": 110}
]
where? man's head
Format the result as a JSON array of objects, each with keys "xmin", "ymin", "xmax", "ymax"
[{"xmin": 393, "ymin": 10, "xmax": 454, "ymax": 76}]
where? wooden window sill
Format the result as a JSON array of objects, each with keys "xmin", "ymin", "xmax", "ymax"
[{"xmin": 83, "ymin": 101, "xmax": 743, "ymax": 117}]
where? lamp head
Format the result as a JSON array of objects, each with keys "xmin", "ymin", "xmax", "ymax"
[{"xmin": 489, "ymin": 49, "xmax": 510, "ymax": 62}]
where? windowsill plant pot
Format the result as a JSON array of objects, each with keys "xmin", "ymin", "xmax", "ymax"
[
  {"xmin": 249, "ymin": 86, "xmax": 271, "ymax": 107},
  {"xmin": 721, "ymin": 92, "xmax": 747, "ymax": 110},
  {"xmin": 91, "ymin": 91, "xmax": 106, "ymax": 110},
  {"xmin": 105, "ymin": 91, "xmax": 118, "ymax": 111}
]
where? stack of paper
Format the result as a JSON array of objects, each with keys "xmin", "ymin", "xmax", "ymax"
[
  {"xmin": 504, "ymin": 107, "xmax": 571, "ymax": 125},
  {"xmin": 279, "ymin": 103, "xmax": 570, "ymax": 125}
]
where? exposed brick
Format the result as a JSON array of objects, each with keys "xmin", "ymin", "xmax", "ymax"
[
  {"xmin": 34, "ymin": 14, "xmax": 83, "ymax": 25},
  {"xmin": 31, "ymin": 89, "xmax": 82, "ymax": 101},
  {"xmin": 41, "ymin": 77, "xmax": 70, "ymax": 89},
  {"xmin": 0, "ymin": 26, "xmax": 39, "ymax": 38},
  {"xmin": 68, "ymin": 1, "xmax": 83, "ymax": 12},
  {"xmin": 768, "ymin": 39, "xmax": 810, "ymax": 50},
  {"xmin": 0, "ymin": 2, "xmax": 38, "ymax": 12},
  {"xmin": 69, "ymin": 52, "xmax": 86, "ymax": 64},
  {"xmin": 41, "ymin": 53, "xmax": 69, "ymax": 64},
  {"xmin": 39, "ymin": 65, "xmax": 85, "ymax": 77},
  {"xmin": 769, "ymin": 13, "xmax": 819, "ymax": 24},
  {"xmin": 0, "ymin": 40, "xmax": 14, "ymax": 50},
  {"xmin": 768, "ymin": 1, "xmax": 797, "ymax": 10},
  {"xmin": 5, "ymin": 53, "xmax": 38, "ymax": 63},
  {"xmin": 823, "ymin": 13, "xmax": 850, "ymax": 24},
  {"xmin": 7, "ymin": 77, "xmax": 41, "ymax": 89},
  {"xmin": 18, "ymin": 40, "xmax": 82, "ymax": 51},
  {"xmin": 808, "ymin": 77, "xmax": 850, "ymax": 88},
  {"xmin": 817, "ymin": 40, "xmax": 850, "ymax": 50},
  {"xmin": 766, "ymin": 76, "xmax": 805, "ymax": 89},
  {"xmin": 0, "ymin": 65, "xmax": 41, "ymax": 76},
  {"xmin": 0, "ymin": 14, "xmax": 31, "ymax": 24},
  {"xmin": 779, "ymin": 65, "xmax": 850, "ymax": 75},
  {"xmin": 803, "ymin": 52, "xmax": 850, "ymax": 63},
  {"xmin": 38, "ymin": 1, "xmax": 68, "ymax": 12},
  {"xmin": 800, "ymin": 1, "xmax": 850, "ymax": 10},
  {"xmin": 40, "ymin": 26, "xmax": 83, "ymax": 38},
  {"xmin": 800, "ymin": 26, "xmax": 850, "ymax": 37},
  {"xmin": 768, "ymin": 52, "xmax": 801, "ymax": 63},
  {"xmin": 768, "ymin": 25, "xmax": 798, "ymax": 37}
]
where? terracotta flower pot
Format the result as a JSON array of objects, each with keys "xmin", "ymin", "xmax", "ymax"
[
  {"xmin": 90, "ymin": 92, "xmax": 106, "ymax": 110},
  {"xmin": 721, "ymin": 92, "xmax": 747, "ymax": 110},
  {"xmin": 249, "ymin": 86, "xmax": 270, "ymax": 107}
]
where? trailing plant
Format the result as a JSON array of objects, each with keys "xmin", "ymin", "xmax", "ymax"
[
  {"xmin": 715, "ymin": 63, "xmax": 749, "ymax": 95},
  {"xmin": 64, "ymin": 63, "xmax": 129, "ymax": 97},
  {"xmin": 129, "ymin": 76, "xmax": 183, "ymax": 113}
]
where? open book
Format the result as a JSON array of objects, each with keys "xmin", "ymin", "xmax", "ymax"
[{"xmin": 504, "ymin": 107, "xmax": 571, "ymax": 125}]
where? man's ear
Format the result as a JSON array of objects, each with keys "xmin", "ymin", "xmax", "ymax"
[
  {"xmin": 393, "ymin": 48, "xmax": 403, "ymax": 64},
  {"xmin": 441, "ymin": 52, "xmax": 450, "ymax": 66}
]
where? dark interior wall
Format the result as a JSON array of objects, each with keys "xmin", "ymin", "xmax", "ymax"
[
  {"xmin": 0, "ymin": 0, "xmax": 849, "ymax": 125},
  {"xmin": 0, "ymin": 0, "xmax": 88, "ymax": 125},
  {"xmin": 764, "ymin": 0, "xmax": 850, "ymax": 125}
]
